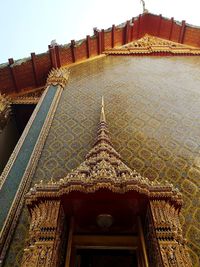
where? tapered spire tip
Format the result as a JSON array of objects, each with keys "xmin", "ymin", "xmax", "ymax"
[{"xmin": 100, "ymin": 96, "xmax": 106, "ymax": 122}]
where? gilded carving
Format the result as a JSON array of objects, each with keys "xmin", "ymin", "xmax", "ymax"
[
  {"xmin": 22, "ymin": 98, "xmax": 192, "ymax": 266},
  {"xmin": 150, "ymin": 201, "xmax": 192, "ymax": 267},
  {"xmin": 11, "ymin": 88, "xmax": 45, "ymax": 105},
  {"xmin": 26, "ymin": 98, "xmax": 183, "ymax": 207},
  {"xmin": 144, "ymin": 207, "xmax": 163, "ymax": 267},
  {"xmin": 105, "ymin": 34, "xmax": 200, "ymax": 55},
  {"xmin": 46, "ymin": 68, "xmax": 70, "ymax": 89},
  {"xmin": 21, "ymin": 200, "xmax": 64, "ymax": 267},
  {"xmin": 0, "ymin": 93, "xmax": 11, "ymax": 131}
]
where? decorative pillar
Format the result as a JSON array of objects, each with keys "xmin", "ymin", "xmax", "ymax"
[
  {"xmin": 148, "ymin": 200, "xmax": 192, "ymax": 267},
  {"xmin": 49, "ymin": 46, "xmax": 57, "ymax": 69},
  {"xmin": 179, "ymin": 20, "xmax": 186, "ymax": 44},
  {"xmin": 70, "ymin": 40, "xmax": 77, "ymax": 63},
  {"xmin": 0, "ymin": 67, "xmax": 70, "ymax": 264},
  {"xmin": 31, "ymin": 53, "xmax": 39, "ymax": 86},
  {"xmin": 137, "ymin": 15, "xmax": 141, "ymax": 39},
  {"xmin": 97, "ymin": 31, "xmax": 102, "ymax": 55},
  {"xmin": 8, "ymin": 58, "xmax": 20, "ymax": 93},
  {"xmin": 21, "ymin": 200, "xmax": 65, "ymax": 267},
  {"xmin": 169, "ymin": 17, "xmax": 174, "ymax": 40},
  {"xmin": 86, "ymin": 35, "xmax": 91, "ymax": 58},
  {"xmin": 55, "ymin": 46, "xmax": 61, "ymax": 68},
  {"xmin": 131, "ymin": 18, "xmax": 135, "ymax": 41},
  {"xmin": 144, "ymin": 206, "xmax": 163, "ymax": 267},
  {"xmin": 101, "ymin": 29, "xmax": 105, "ymax": 52},
  {"xmin": 111, "ymin": 24, "xmax": 115, "ymax": 48},
  {"xmin": 124, "ymin": 21, "xmax": 130, "ymax": 44},
  {"xmin": 157, "ymin": 15, "xmax": 162, "ymax": 37}
]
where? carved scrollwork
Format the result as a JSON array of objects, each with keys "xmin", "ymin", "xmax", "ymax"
[
  {"xmin": 11, "ymin": 88, "xmax": 45, "ymax": 104},
  {"xmin": 46, "ymin": 67, "xmax": 70, "ymax": 89},
  {"xmin": 145, "ymin": 206, "xmax": 163, "ymax": 267},
  {"xmin": 149, "ymin": 200, "xmax": 192, "ymax": 267},
  {"xmin": 21, "ymin": 200, "xmax": 65, "ymax": 267},
  {"xmin": 22, "ymin": 99, "xmax": 192, "ymax": 266},
  {"xmin": 105, "ymin": 34, "xmax": 200, "ymax": 55}
]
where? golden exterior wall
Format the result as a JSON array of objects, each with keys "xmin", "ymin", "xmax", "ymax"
[{"xmin": 4, "ymin": 56, "xmax": 200, "ymax": 266}]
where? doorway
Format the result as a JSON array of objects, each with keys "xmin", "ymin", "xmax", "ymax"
[{"xmin": 75, "ymin": 248, "xmax": 138, "ymax": 267}]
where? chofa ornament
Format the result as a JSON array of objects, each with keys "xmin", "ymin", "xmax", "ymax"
[
  {"xmin": 140, "ymin": 0, "xmax": 148, "ymax": 14},
  {"xmin": 46, "ymin": 67, "xmax": 70, "ymax": 88}
]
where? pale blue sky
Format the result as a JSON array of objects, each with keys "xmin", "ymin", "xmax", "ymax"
[{"xmin": 0, "ymin": 0, "xmax": 200, "ymax": 63}]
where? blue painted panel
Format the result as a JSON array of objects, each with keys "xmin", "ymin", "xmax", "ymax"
[{"xmin": 0, "ymin": 86, "xmax": 57, "ymax": 230}]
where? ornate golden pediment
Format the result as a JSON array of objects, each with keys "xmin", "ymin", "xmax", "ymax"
[
  {"xmin": 27, "ymin": 97, "xmax": 182, "ymax": 206},
  {"xmin": 105, "ymin": 34, "xmax": 200, "ymax": 55}
]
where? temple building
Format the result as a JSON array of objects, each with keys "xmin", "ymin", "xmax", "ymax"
[{"xmin": 0, "ymin": 11, "xmax": 200, "ymax": 267}]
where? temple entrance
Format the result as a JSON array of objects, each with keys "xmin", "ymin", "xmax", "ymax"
[
  {"xmin": 75, "ymin": 248, "xmax": 138, "ymax": 267},
  {"xmin": 62, "ymin": 191, "xmax": 149, "ymax": 267},
  {"xmin": 68, "ymin": 233, "xmax": 140, "ymax": 267},
  {"xmin": 20, "ymin": 96, "xmax": 193, "ymax": 267}
]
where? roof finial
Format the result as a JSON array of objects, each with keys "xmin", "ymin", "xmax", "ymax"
[
  {"xmin": 140, "ymin": 0, "xmax": 148, "ymax": 13},
  {"xmin": 100, "ymin": 96, "xmax": 106, "ymax": 122}
]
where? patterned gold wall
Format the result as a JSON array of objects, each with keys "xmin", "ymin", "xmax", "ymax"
[{"xmin": 5, "ymin": 56, "xmax": 200, "ymax": 266}]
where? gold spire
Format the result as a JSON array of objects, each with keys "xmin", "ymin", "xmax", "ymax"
[
  {"xmin": 28, "ymin": 98, "xmax": 183, "ymax": 207},
  {"xmin": 95, "ymin": 96, "xmax": 111, "ymax": 146},
  {"xmin": 23, "ymin": 101, "xmax": 189, "ymax": 267},
  {"xmin": 100, "ymin": 96, "xmax": 106, "ymax": 122},
  {"xmin": 61, "ymin": 97, "xmax": 138, "ymax": 183}
]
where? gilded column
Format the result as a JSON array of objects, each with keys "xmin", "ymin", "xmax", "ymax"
[
  {"xmin": 144, "ymin": 205, "xmax": 163, "ymax": 267},
  {"xmin": 21, "ymin": 200, "xmax": 65, "ymax": 267},
  {"xmin": 149, "ymin": 200, "xmax": 192, "ymax": 267}
]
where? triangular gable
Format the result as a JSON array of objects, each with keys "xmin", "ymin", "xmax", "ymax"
[{"xmin": 105, "ymin": 34, "xmax": 200, "ymax": 55}]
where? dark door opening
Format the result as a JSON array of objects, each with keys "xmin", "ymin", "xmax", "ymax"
[
  {"xmin": 0, "ymin": 104, "xmax": 36, "ymax": 174},
  {"xmin": 75, "ymin": 249, "xmax": 138, "ymax": 267}
]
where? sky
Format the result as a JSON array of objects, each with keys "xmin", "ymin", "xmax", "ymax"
[{"xmin": 0, "ymin": 0, "xmax": 200, "ymax": 63}]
